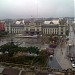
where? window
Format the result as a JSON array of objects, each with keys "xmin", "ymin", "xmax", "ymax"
[
  {"xmin": 46, "ymin": 29, "xmax": 47, "ymax": 34},
  {"xmin": 31, "ymin": 32, "xmax": 34, "ymax": 35},
  {"xmin": 61, "ymin": 29, "xmax": 63, "ymax": 31},
  {"xmin": 48, "ymin": 29, "xmax": 49, "ymax": 34},
  {"xmin": 37, "ymin": 29, "xmax": 39, "ymax": 31},
  {"xmin": 43, "ymin": 29, "xmax": 45, "ymax": 34},
  {"xmin": 36, "ymin": 23, "xmax": 40, "ymax": 25},
  {"xmin": 61, "ymin": 32, "xmax": 63, "ymax": 34},
  {"xmin": 26, "ymin": 28, "xmax": 28, "ymax": 31},
  {"xmin": 26, "ymin": 31, "xmax": 28, "ymax": 34},
  {"xmin": 25, "ymin": 23, "xmax": 29, "ymax": 25},
  {"xmin": 36, "ymin": 32, "xmax": 39, "ymax": 34}
]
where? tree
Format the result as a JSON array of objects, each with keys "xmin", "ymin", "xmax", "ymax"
[
  {"xmin": 27, "ymin": 46, "xmax": 39, "ymax": 54},
  {"xmin": 59, "ymin": 18, "xmax": 67, "ymax": 25},
  {"xmin": 0, "ymin": 30, "xmax": 8, "ymax": 37},
  {"xmin": 0, "ymin": 42, "xmax": 18, "ymax": 56}
]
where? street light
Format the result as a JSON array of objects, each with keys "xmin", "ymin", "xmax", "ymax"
[{"xmin": 59, "ymin": 36, "xmax": 62, "ymax": 48}]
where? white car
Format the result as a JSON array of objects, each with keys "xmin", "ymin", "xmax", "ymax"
[
  {"xmin": 70, "ymin": 57, "xmax": 74, "ymax": 62},
  {"xmin": 72, "ymin": 62, "xmax": 75, "ymax": 68},
  {"xmin": 49, "ymin": 55, "xmax": 53, "ymax": 58}
]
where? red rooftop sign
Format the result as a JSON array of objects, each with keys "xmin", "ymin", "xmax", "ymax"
[{"xmin": 0, "ymin": 22, "xmax": 5, "ymax": 31}]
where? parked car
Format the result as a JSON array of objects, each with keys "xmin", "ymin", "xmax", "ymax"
[
  {"xmin": 49, "ymin": 55, "xmax": 53, "ymax": 60},
  {"xmin": 70, "ymin": 57, "xmax": 74, "ymax": 62},
  {"xmin": 72, "ymin": 61, "xmax": 75, "ymax": 68}
]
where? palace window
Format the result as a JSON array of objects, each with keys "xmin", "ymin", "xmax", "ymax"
[
  {"xmin": 61, "ymin": 29, "xmax": 63, "ymax": 31},
  {"xmin": 61, "ymin": 32, "xmax": 63, "ymax": 34},
  {"xmin": 37, "ymin": 29, "xmax": 39, "ymax": 31},
  {"xmin": 26, "ymin": 28, "xmax": 28, "ymax": 31},
  {"xmin": 25, "ymin": 23, "xmax": 29, "ymax": 25},
  {"xmin": 36, "ymin": 23, "xmax": 40, "ymax": 25}
]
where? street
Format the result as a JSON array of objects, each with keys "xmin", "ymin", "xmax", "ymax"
[
  {"xmin": 47, "ymin": 56, "xmax": 62, "ymax": 70},
  {"xmin": 54, "ymin": 24, "xmax": 75, "ymax": 70},
  {"xmin": 47, "ymin": 24, "xmax": 75, "ymax": 70}
]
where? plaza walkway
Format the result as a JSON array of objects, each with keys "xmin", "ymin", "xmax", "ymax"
[{"xmin": 55, "ymin": 42, "xmax": 72, "ymax": 70}]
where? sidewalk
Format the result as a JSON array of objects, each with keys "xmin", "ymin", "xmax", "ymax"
[{"xmin": 55, "ymin": 42, "xmax": 72, "ymax": 70}]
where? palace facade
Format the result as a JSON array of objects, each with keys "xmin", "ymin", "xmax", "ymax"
[{"xmin": 5, "ymin": 19, "xmax": 67, "ymax": 36}]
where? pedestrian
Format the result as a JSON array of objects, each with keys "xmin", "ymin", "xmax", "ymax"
[
  {"xmin": 66, "ymin": 41, "xmax": 67, "ymax": 44},
  {"xmin": 62, "ymin": 52, "xmax": 63, "ymax": 55},
  {"xmin": 61, "ymin": 49, "xmax": 62, "ymax": 52}
]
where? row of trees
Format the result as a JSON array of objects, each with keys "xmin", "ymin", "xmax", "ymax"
[
  {"xmin": 59, "ymin": 18, "xmax": 67, "ymax": 25},
  {"xmin": 0, "ymin": 42, "xmax": 39, "ymax": 56},
  {"xmin": 0, "ymin": 55, "xmax": 47, "ymax": 66},
  {"xmin": 0, "ymin": 42, "xmax": 48, "ymax": 66},
  {"xmin": 0, "ymin": 30, "xmax": 8, "ymax": 37}
]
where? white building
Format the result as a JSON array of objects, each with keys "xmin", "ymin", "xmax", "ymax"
[
  {"xmin": 5, "ymin": 23, "xmax": 24, "ymax": 34},
  {"xmin": 5, "ymin": 19, "xmax": 67, "ymax": 36},
  {"xmin": 42, "ymin": 19, "xmax": 67, "ymax": 35},
  {"xmin": 5, "ymin": 20, "xmax": 42, "ymax": 35}
]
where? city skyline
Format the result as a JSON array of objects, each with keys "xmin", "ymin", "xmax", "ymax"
[{"xmin": 0, "ymin": 0, "xmax": 74, "ymax": 19}]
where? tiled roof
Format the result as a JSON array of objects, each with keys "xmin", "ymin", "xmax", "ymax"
[
  {"xmin": 44, "ymin": 21, "xmax": 51, "ymax": 24},
  {"xmin": 24, "ymin": 20, "xmax": 30, "ymax": 23},
  {"xmin": 2, "ymin": 68, "xmax": 20, "ymax": 75},
  {"xmin": 52, "ymin": 19, "xmax": 59, "ymax": 24},
  {"xmin": 10, "ymin": 24, "xmax": 24, "ymax": 27},
  {"xmin": 34, "ymin": 20, "xmax": 44, "ymax": 23},
  {"xmin": 44, "ymin": 19, "xmax": 59, "ymax": 25}
]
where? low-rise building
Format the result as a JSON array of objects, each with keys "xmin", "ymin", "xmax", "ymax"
[{"xmin": 0, "ymin": 66, "xmax": 75, "ymax": 75}]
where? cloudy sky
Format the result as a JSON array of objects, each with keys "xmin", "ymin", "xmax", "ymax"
[{"xmin": 0, "ymin": 0, "xmax": 74, "ymax": 19}]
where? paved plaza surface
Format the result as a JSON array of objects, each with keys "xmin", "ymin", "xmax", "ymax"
[{"xmin": 55, "ymin": 44, "xmax": 72, "ymax": 70}]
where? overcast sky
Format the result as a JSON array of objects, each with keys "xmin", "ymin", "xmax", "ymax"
[{"xmin": 0, "ymin": 0, "xmax": 74, "ymax": 19}]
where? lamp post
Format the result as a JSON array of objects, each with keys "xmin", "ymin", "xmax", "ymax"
[
  {"xmin": 9, "ymin": 23, "xmax": 13, "ymax": 44},
  {"xmin": 59, "ymin": 36, "xmax": 62, "ymax": 48},
  {"xmin": 68, "ymin": 43, "xmax": 72, "ymax": 58}
]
